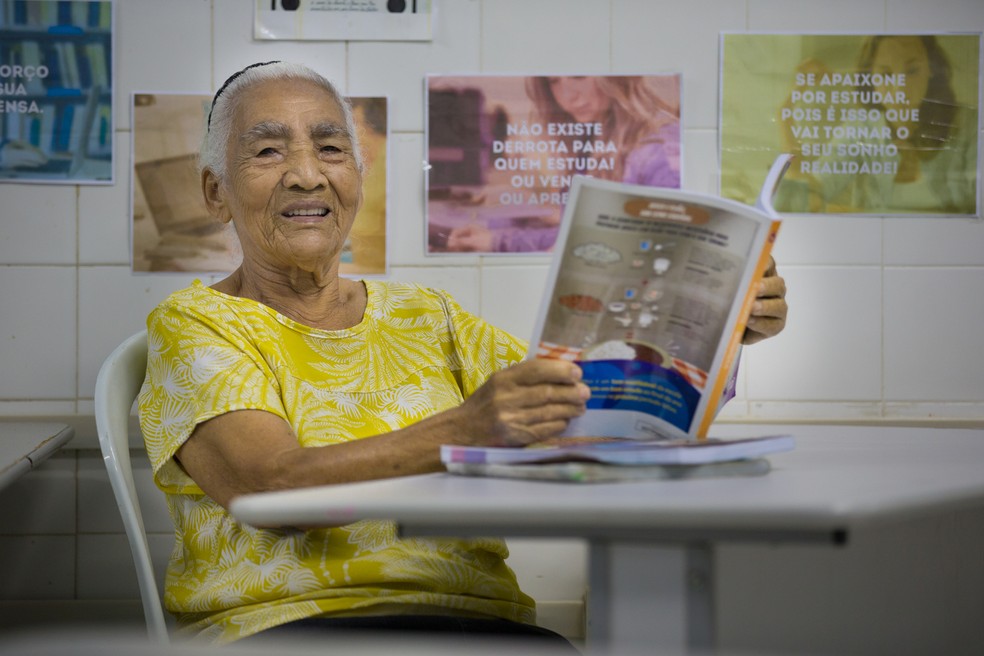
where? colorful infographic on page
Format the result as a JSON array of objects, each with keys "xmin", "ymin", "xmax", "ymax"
[
  {"xmin": 720, "ymin": 33, "xmax": 980, "ymax": 216},
  {"xmin": 532, "ymin": 177, "xmax": 773, "ymax": 441}
]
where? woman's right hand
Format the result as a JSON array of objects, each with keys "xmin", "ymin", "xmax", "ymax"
[
  {"xmin": 175, "ymin": 358, "xmax": 589, "ymax": 509},
  {"xmin": 455, "ymin": 358, "xmax": 591, "ymax": 447}
]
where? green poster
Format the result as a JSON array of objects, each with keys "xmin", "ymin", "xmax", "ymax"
[{"xmin": 720, "ymin": 33, "xmax": 980, "ymax": 216}]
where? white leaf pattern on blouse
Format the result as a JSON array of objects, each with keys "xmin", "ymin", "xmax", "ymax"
[{"xmin": 137, "ymin": 280, "xmax": 533, "ymax": 643}]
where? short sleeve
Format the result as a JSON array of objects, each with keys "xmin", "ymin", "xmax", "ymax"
[
  {"xmin": 623, "ymin": 139, "xmax": 680, "ymax": 188},
  {"xmin": 432, "ymin": 289, "xmax": 528, "ymax": 397},
  {"xmin": 137, "ymin": 300, "xmax": 287, "ymax": 494}
]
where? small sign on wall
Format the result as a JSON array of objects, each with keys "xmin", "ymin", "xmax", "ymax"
[{"xmin": 255, "ymin": 0, "xmax": 433, "ymax": 41}]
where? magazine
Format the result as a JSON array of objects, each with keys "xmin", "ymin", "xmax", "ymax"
[
  {"xmin": 444, "ymin": 458, "xmax": 773, "ymax": 484},
  {"xmin": 527, "ymin": 154, "xmax": 792, "ymax": 442},
  {"xmin": 441, "ymin": 434, "xmax": 795, "ymax": 467}
]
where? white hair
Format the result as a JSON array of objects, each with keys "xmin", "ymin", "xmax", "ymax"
[{"xmin": 199, "ymin": 61, "xmax": 362, "ymax": 180}]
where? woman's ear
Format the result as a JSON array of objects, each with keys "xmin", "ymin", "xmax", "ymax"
[{"xmin": 202, "ymin": 168, "xmax": 233, "ymax": 223}]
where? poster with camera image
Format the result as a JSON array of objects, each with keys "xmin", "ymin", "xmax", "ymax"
[
  {"xmin": 255, "ymin": 0, "xmax": 432, "ymax": 41},
  {"xmin": 720, "ymin": 33, "xmax": 980, "ymax": 217}
]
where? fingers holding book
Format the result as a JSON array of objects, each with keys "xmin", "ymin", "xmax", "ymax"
[
  {"xmin": 743, "ymin": 256, "xmax": 788, "ymax": 345},
  {"xmin": 457, "ymin": 359, "xmax": 591, "ymax": 447}
]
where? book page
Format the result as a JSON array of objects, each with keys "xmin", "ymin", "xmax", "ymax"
[{"xmin": 532, "ymin": 177, "xmax": 779, "ymax": 440}]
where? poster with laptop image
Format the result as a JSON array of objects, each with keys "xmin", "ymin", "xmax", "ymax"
[
  {"xmin": 0, "ymin": 0, "xmax": 113, "ymax": 184},
  {"xmin": 131, "ymin": 92, "xmax": 389, "ymax": 275},
  {"xmin": 425, "ymin": 74, "xmax": 682, "ymax": 255}
]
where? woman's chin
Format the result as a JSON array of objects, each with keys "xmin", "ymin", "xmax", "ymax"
[{"xmin": 275, "ymin": 236, "xmax": 345, "ymax": 271}]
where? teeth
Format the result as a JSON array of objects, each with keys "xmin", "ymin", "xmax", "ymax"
[{"xmin": 286, "ymin": 208, "xmax": 328, "ymax": 217}]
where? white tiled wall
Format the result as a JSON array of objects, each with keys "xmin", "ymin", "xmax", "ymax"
[
  {"xmin": 2, "ymin": 0, "xmax": 981, "ymax": 420},
  {"xmin": 1, "ymin": 0, "xmax": 983, "ymax": 651}
]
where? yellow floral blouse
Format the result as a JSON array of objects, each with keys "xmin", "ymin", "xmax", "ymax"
[{"xmin": 137, "ymin": 280, "xmax": 535, "ymax": 643}]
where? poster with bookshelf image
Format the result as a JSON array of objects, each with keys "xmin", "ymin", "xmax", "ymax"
[{"xmin": 0, "ymin": 0, "xmax": 113, "ymax": 184}]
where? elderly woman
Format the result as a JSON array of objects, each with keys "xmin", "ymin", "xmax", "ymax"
[
  {"xmin": 137, "ymin": 61, "xmax": 590, "ymax": 647},
  {"xmin": 139, "ymin": 61, "xmax": 787, "ymax": 646}
]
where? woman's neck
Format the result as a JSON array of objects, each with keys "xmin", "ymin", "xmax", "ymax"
[{"xmin": 213, "ymin": 263, "xmax": 366, "ymax": 331}]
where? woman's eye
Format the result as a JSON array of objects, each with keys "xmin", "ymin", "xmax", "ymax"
[
  {"xmin": 321, "ymin": 145, "xmax": 341, "ymax": 154},
  {"xmin": 257, "ymin": 147, "xmax": 278, "ymax": 157}
]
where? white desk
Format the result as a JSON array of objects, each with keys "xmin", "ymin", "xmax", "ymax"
[
  {"xmin": 230, "ymin": 425, "xmax": 984, "ymax": 654},
  {"xmin": 0, "ymin": 421, "xmax": 75, "ymax": 491}
]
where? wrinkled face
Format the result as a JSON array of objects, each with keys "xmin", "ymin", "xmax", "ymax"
[
  {"xmin": 548, "ymin": 76, "xmax": 610, "ymax": 123},
  {"xmin": 872, "ymin": 36, "xmax": 931, "ymax": 112},
  {"xmin": 208, "ymin": 78, "xmax": 363, "ymax": 273}
]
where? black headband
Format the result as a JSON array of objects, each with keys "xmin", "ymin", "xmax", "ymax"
[{"xmin": 207, "ymin": 60, "xmax": 282, "ymax": 130}]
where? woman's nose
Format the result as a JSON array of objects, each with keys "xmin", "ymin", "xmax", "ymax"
[
  {"xmin": 558, "ymin": 89, "xmax": 581, "ymax": 108},
  {"xmin": 282, "ymin": 150, "xmax": 326, "ymax": 189}
]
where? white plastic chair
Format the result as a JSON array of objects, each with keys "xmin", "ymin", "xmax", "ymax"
[{"xmin": 94, "ymin": 330, "xmax": 169, "ymax": 643}]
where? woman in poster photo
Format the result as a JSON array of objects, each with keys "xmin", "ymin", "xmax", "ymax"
[
  {"xmin": 447, "ymin": 75, "xmax": 681, "ymax": 252},
  {"xmin": 777, "ymin": 35, "xmax": 978, "ymax": 215},
  {"xmin": 526, "ymin": 75, "xmax": 681, "ymax": 188}
]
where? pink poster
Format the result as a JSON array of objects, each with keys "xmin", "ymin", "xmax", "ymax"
[{"xmin": 426, "ymin": 74, "xmax": 682, "ymax": 254}]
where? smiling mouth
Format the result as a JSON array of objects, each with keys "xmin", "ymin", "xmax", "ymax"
[{"xmin": 283, "ymin": 208, "xmax": 330, "ymax": 223}]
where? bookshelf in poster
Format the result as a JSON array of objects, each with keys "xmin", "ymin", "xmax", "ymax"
[
  {"xmin": 0, "ymin": 0, "xmax": 113, "ymax": 183},
  {"xmin": 527, "ymin": 154, "xmax": 792, "ymax": 442}
]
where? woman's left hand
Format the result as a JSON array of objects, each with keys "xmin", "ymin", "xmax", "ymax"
[{"xmin": 743, "ymin": 256, "xmax": 787, "ymax": 345}]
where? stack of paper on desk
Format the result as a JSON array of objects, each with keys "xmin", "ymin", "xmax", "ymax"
[{"xmin": 441, "ymin": 434, "xmax": 794, "ymax": 483}]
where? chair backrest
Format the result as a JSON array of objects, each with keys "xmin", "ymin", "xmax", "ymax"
[{"xmin": 94, "ymin": 330, "xmax": 168, "ymax": 643}]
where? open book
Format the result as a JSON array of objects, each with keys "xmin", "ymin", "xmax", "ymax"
[
  {"xmin": 525, "ymin": 153, "xmax": 792, "ymax": 442},
  {"xmin": 440, "ymin": 155, "xmax": 793, "ymax": 481}
]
